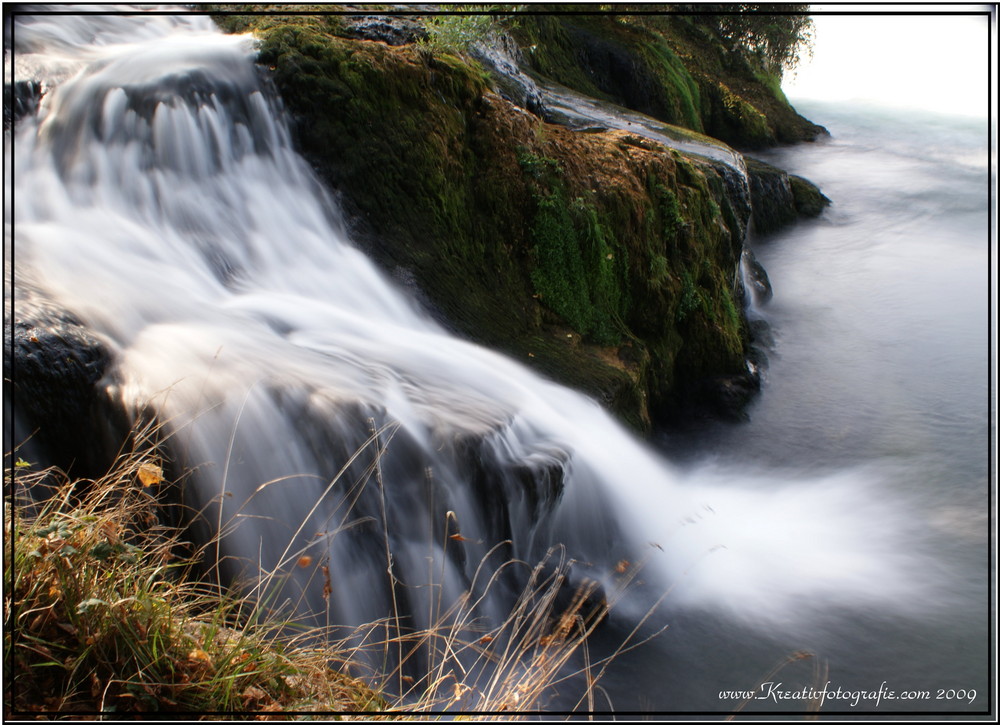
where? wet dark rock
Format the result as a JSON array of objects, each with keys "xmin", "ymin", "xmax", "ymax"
[
  {"xmin": 468, "ymin": 32, "xmax": 545, "ymax": 116},
  {"xmin": 3, "ymin": 80, "xmax": 43, "ymax": 130},
  {"xmin": 699, "ymin": 369, "xmax": 761, "ymax": 421},
  {"xmin": 790, "ymin": 174, "xmax": 832, "ymax": 217},
  {"xmin": 340, "ymin": 15, "xmax": 427, "ymax": 46},
  {"xmin": 742, "ymin": 248, "xmax": 773, "ymax": 304},
  {"xmin": 745, "ymin": 157, "xmax": 830, "ymax": 235},
  {"xmin": 745, "ymin": 156, "xmax": 797, "ymax": 235},
  {"xmin": 748, "ymin": 318, "xmax": 775, "ymax": 350},
  {"xmin": 4, "ymin": 281, "xmax": 128, "ymax": 479}
]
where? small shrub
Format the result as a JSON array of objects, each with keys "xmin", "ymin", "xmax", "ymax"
[{"xmin": 421, "ymin": 11, "xmax": 505, "ymax": 55}]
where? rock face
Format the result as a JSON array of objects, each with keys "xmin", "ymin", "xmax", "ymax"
[
  {"xmin": 340, "ymin": 14, "xmax": 427, "ymax": 46},
  {"xmin": 206, "ymin": 11, "xmax": 829, "ymax": 430},
  {"xmin": 3, "ymin": 80, "xmax": 42, "ymax": 130},
  {"xmin": 4, "ymin": 279, "xmax": 128, "ymax": 479},
  {"xmin": 746, "ymin": 156, "xmax": 831, "ymax": 234},
  {"xmin": 225, "ymin": 18, "xmax": 761, "ymax": 430}
]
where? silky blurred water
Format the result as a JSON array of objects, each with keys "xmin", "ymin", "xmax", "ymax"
[{"xmin": 600, "ymin": 100, "xmax": 991, "ymax": 714}]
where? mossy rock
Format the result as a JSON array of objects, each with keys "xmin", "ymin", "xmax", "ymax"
[
  {"xmin": 790, "ymin": 174, "xmax": 832, "ymax": 217},
  {"xmin": 512, "ymin": 13, "xmax": 825, "ymax": 150},
  {"xmin": 218, "ymin": 16, "xmax": 757, "ymax": 431}
]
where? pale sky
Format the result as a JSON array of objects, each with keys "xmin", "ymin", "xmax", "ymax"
[{"xmin": 782, "ymin": 5, "xmax": 993, "ymax": 117}]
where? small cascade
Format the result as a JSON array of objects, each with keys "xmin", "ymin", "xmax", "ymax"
[{"xmin": 8, "ymin": 7, "xmax": 938, "ymax": 704}]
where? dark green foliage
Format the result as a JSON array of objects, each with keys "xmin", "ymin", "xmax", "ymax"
[
  {"xmin": 653, "ymin": 181, "xmax": 684, "ymax": 239},
  {"xmin": 676, "ymin": 269, "xmax": 704, "ymax": 321},
  {"xmin": 680, "ymin": 4, "xmax": 815, "ymax": 78},
  {"xmin": 421, "ymin": 13, "xmax": 506, "ymax": 55},
  {"xmin": 635, "ymin": 35, "xmax": 703, "ymax": 131}
]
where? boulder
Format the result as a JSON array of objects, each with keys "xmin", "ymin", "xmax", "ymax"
[{"xmin": 4, "ymin": 280, "xmax": 127, "ymax": 479}]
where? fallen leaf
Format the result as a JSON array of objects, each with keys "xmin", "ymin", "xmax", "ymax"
[
  {"xmin": 137, "ymin": 463, "xmax": 163, "ymax": 487},
  {"xmin": 242, "ymin": 685, "xmax": 268, "ymax": 704},
  {"xmin": 297, "ymin": 555, "xmax": 312, "ymax": 568},
  {"xmin": 188, "ymin": 648, "xmax": 212, "ymax": 666}
]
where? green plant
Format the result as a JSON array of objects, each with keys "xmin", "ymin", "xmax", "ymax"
[
  {"xmin": 677, "ymin": 4, "xmax": 815, "ymax": 78},
  {"xmin": 676, "ymin": 269, "xmax": 705, "ymax": 322},
  {"xmin": 420, "ymin": 10, "xmax": 507, "ymax": 55}
]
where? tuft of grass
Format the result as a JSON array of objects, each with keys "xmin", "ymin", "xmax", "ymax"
[
  {"xmin": 4, "ymin": 442, "xmax": 385, "ymax": 716},
  {"xmin": 5, "ymin": 426, "xmax": 648, "ymax": 717}
]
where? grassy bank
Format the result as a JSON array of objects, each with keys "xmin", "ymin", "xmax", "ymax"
[{"xmin": 4, "ymin": 430, "xmax": 628, "ymax": 718}]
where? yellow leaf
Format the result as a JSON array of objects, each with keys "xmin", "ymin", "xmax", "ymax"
[
  {"xmin": 188, "ymin": 648, "xmax": 212, "ymax": 665},
  {"xmin": 138, "ymin": 463, "xmax": 163, "ymax": 487}
]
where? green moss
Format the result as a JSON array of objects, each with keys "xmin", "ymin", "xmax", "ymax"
[
  {"xmin": 676, "ymin": 269, "xmax": 703, "ymax": 322},
  {"xmin": 636, "ymin": 36, "xmax": 703, "ymax": 132},
  {"xmin": 514, "ymin": 16, "xmax": 612, "ymax": 103},
  {"xmin": 512, "ymin": 13, "xmax": 824, "ymax": 149},
  {"xmin": 519, "ymin": 153, "xmax": 627, "ymax": 346},
  {"xmin": 790, "ymin": 174, "xmax": 832, "ymax": 217}
]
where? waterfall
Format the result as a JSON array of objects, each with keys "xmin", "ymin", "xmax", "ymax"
[{"xmin": 9, "ymin": 8, "xmax": 937, "ymax": 703}]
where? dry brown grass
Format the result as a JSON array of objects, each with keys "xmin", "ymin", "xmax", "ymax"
[{"xmin": 5, "ymin": 424, "xmax": 634, "ymax": 719}]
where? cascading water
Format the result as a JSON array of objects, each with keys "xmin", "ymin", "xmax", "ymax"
[{"xmin": 7, "ymin": 8, "xmax": 965, "ymax": 711}]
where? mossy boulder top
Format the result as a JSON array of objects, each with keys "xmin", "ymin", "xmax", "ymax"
[{"xmin": 210, "ymin": 10, "xmax": 827, "ymax": 430}]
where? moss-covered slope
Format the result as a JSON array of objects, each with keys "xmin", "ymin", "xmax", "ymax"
[
  {"xmin": 512, "ymin": 12, "xmax": 826, "ymax": 149},
  {"xmin": 213, "ymin": 14, "xmax": 767, "ymax": 430}
]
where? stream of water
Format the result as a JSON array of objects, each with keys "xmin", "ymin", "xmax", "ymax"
[{"xmin": 7, "ymin": 10, "xmax": 992, "ymax": 715}]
